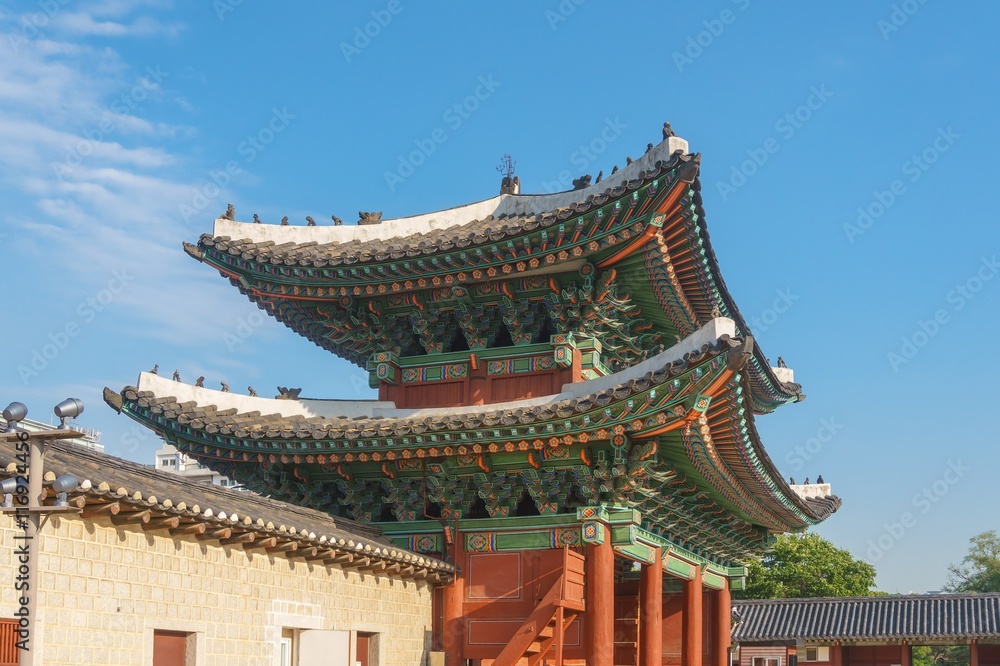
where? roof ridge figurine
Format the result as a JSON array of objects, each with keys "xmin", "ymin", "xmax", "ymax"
[{"xmin": 358, "ymin": 211, "xmax": 382, "ymax": 225}]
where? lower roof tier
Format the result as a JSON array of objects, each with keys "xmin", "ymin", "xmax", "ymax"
[{"xmin": 105, "ymin": 320, "xmax": 839, "ymax": 568}]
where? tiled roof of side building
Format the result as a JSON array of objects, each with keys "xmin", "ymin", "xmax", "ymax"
[
  {"xmin": 732, "ymin": 594, "xmax": 1000, "ymax": 643},
  {"xmin": 0, "ymin": 437, "xmax": 454, "ymax": 580}
]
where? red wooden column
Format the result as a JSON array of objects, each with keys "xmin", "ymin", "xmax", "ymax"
[
  {"xmin": 971, "ymin": 641, "xmax": 980, "ymax": 666},
  {"xmin": 901, "ymin": 643, "xmax": 911, "ymax": 666},
  {"xmin": 586, "ymin": 527, "xmax": 615, "ymax": 666},
  {"xmin": 830, "ymin": 645, "xmax": 844, "ymax": 666},
  {"xmin": 713, "ymin": 579, "xmax": 731, "ymax": 666},
  {"xmin": 442, "ymin": 528, "xmax": 464, "ymax": 666},
  {"xmin": 684, "ymin": 568, "xmax": 704, "ymax": 666},
  {"xmin": 640, "ymin": 548, "xmax": 663, "ymax": 666}
]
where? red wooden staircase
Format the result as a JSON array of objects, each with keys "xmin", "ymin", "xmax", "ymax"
[{"xmin": 492, "ymin": 548, "xmax": 586, "ymax": 666}]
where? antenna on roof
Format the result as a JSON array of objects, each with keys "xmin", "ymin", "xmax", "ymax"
[
  {"xmin": 497, "ymin": 154, "xmax": 516, "ymax": 179},
  {"xmin": 497, "ymin": 154, "xmax": 519, "ymax": 195}
]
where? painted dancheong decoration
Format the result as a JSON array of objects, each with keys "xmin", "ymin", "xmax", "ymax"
[{"xmin": 106, "ymin": 126, "xmax": 839, "ymax": 666}]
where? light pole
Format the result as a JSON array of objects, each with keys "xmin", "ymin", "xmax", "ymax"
[{"xmin": 1, "ymin": 400, "xmax": 85, "ymax": 666}]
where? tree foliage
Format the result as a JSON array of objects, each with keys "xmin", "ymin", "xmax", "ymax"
[
  {"xmin": 912, "ymin": 645, "xmax": 969, "ymax": 666},
  {"xmin": 946, "ymin": 530, "xmax": 1000, "ymax": 593},
  {"xmin": 736, "ymin": 533, "xmax": 878, "ymax": 599}
]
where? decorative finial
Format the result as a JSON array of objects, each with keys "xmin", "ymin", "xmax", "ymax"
[
  {"xmin": 280, "ymin": 216, "xmax": 289, "ymax": 226},
  {"xmin": 253, "ymin": 214, "xmax": 262, "ymax": 224},
  {"xmin": 195, "ymin": 376, "xmax": 205, "ymax": 388},
  {"xmin": 817, "ymin": 474, "xmax": 825, "ymax": 484},
  {"xmin": 571, "ymin": 174, "xmax": 592, "ymax": 190},
  {"xmin": 149, "ymin": 364, "xmax": 158, "ymax": 375},
  {"xmin": 220, "ymin": 381, "xmax": 230, "ymax": 393},
  {"xmin": 172, "ymin": 369, "xmax": 181, "ymax": 382},
  {"xmin": 646, "ymin": 142, "xmax": 654, "ymax": 153},
  {"xmin": 305, "ymin": 216, "xmax": 316, "ymax": 226},
  {"xmin": 777, "ymin": 356, "xmax": 788, "ymax": 368},
  {"xmin": 358, "ymin": 211, "xmax": 383, "ymax": 225},
  {"xmin": 497, "ymin": 154, "xmax": 519, "ymax": 195},
  {"xmin": 276, "ymin": 387, "xmax": 302, "ymax": 400},
  {"xmin": 331, "ymin": 215, "xmax": 343, "ymax": 226},
  {"xmin": 626, "ymin": 156, "xmax": 634, "ymax": 165},
  {"xmin": 662, "ymin": 121, "xmax": 675, "ymax": 139},
  {"xmin": 222, "ymin": 203, "xmax": 235, "ymax": 220},
  {"xmin": 248, "ymin": 386, "xmax": 258, "ymax": 397},
  {"xmin": 611, "ymin": 165, "xmax": 619, "ymax": 174},
  {"xmin": 595, "ymin": 170, "xmax": 603, "ymax": 183}
]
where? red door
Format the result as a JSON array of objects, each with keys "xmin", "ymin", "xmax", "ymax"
[
  {"xmin": 153, "ymin": 631, "xmax": 187, "ymax": 666},
  {"xmin": 0, "ymin": 620, "xmax": 18, "ymax": 666}
]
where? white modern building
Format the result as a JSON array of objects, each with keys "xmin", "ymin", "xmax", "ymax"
[
  {"xmin": 0, "ymin": 416, "xmax": 104, "ymax": 452},
  {"xmin": 154, "ymin": 442, "xmax": 236, "ymax": 487}
]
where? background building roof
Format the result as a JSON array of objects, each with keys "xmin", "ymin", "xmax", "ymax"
[{"xmin": 733, "ymin": 595, "xmax": 1000, "ymax": 643}]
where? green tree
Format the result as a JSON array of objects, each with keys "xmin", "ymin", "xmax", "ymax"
[
  {"xmin": 736, "ymin": 533, "xmax": 878, "ymax": 599},
  {"xmin": 946, "ymin": 530, "xmax": 1000, "ymax": 593}
]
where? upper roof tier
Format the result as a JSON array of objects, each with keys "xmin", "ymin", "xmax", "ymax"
[
  {"xmin": 184, "ymin": 132, "xmax": 801, "ymax": 414},
  {"xmin": 207, "ymin": 136, "xmax": 690, "ymax": 247}
]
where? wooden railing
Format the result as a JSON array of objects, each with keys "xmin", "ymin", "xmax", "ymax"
[{"xmin": 492, "ymin": 548, "xmax": 586, "ymax": 666}]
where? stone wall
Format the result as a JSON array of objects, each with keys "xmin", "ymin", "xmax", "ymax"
[{"xmin": 0, "ymin": 516, "xmax": 434, "ymax": 665}]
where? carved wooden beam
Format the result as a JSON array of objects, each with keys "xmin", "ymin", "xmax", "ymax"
[
  {"xmin": 81, "ymin": 501, "xmax": 120, "ymax": 519},
  {"xmin": 304, "ymin": 549, "xmax": 336, "ymax": 563},
  {"xmin": 196, "ymin": 527, "xmax": 233, "ymax": 541},
  {"xmin": 266, "ymin": 541, "xmax": 299, "ymax": 555},
  {"xmin": 286, "ymin": 546, "xmax": 318, "ymax": 559},
  {"xmin": 219, "ymin": 531, "xmax": 255, "ymax": 546},
  {"xmin": 141, "ymin": 516, "xmax": 180, "ymax": 531},
  {"xmin": 242, "ymin": 536, "xmax": 276, "ymax": 550},
  {"xmin": 111, "ymin": 509, "xmax": 151, "ymax": 525},
  {"xmin": 170, "ymin": 522, "xmax": 207, "ymax": 536}
]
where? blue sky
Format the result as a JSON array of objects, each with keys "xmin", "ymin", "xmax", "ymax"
[{"xmin": 1, "ymin": 1, "xmax": 997, "ymax": 594}]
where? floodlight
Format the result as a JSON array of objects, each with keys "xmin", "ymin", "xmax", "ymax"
[
  {"xmin": 0, "ymin": 478, "xmax": 21, "ymax": 494},
  {"xmin": 2, "ymin": 402, "xmax": 27, "ymax": 432},
  {"xmin": 53, "ymin": 398, "xmax": 84, "ymax": 427},
  {"xmin": 51, "ymin": 474, "xmax": 78, "ymax": 494}
]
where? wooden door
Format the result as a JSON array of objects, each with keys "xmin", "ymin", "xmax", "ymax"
[
  {"xmin": 615, "ymin": 591, "xmax": 639, "ymax": 666},
  {"xmin": 846, "ymin": 646, "xmax": 903, "ymax": 666},
  {"xmin": 153, "ymin": 631, "xmax": 188, "ymax": 666},
  {"xmin": 0, "ymin": 620, "xmax": 18, "ymax": 666}
]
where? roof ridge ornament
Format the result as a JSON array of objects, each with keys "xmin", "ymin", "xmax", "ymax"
[{"xmin": 497, "ymin": 153, "xmax": 519, "ymax": 195}]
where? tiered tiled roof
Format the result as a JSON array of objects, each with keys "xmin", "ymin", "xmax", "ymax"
[{"xmin": 733, "ymin": 594, "xmax": 1000, "ymax": 643}]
